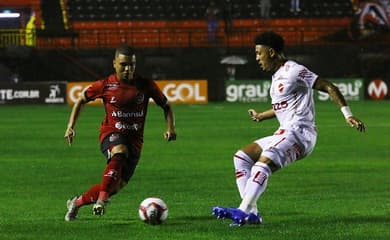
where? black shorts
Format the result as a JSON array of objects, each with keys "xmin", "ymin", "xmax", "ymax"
[
  {"xmin": 100, "ymin": 133, "xmax": 140, "ymax": 161},
  {"xmin": 100, "ymin": 133, "xmax": 140, "ymax": 182}
]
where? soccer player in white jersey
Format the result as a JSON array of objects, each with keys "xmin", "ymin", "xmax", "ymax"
[{"xmin": 212, "ymin": 31, "xmax": 365, "ymax": 227}]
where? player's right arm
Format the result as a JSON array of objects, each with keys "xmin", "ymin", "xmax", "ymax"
[
  {"xmin": 248, "ymin": 108, "xmax": 275, "ymax": 122},
  {"xmin": 64, "ymin": 90, "xmax": 89, "ymax": 146}
]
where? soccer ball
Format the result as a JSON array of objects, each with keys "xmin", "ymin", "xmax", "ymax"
[{"xmin": 138, "ymin": 197, "xmax": 168, "ymax": 225}]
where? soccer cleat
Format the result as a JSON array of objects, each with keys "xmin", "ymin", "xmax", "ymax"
[
  {"xmin": 227, "ymin": 208, "xmax": 248, "ymax": 227},
  {"xmin": 213, "ymin": 206, "xmax": 263, "ymax": 226},
  {"xmin": 65, "ymin": 196, "xmax": 79, "ymax": 221},
  {"xmin": 212, "ymin": 206, "xmax": 231, "ymax": 219},
  {"xmin": 247, "ymin": 212, "xmax": 263, "ymax": 225},
  {"xmin": 92, "ymin": 199, "xmax": 108, "ymax": 216}
]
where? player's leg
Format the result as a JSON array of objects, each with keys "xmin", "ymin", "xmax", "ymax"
[
  {"xmin": 93, "ymin": 144, "xmax": 129, "ymax": 216},
  {"xmin": 231, "ymin": 157, "xmax": 272, "ymax": 225},
  {"xmin": 213, "ymin": 143, "xmax": 263, "ymax": 220},
  {"xmin": 231, "ymin": 130, "xmax": 312, "ymax": 226},
  {"xmin": 65, "ymin": 133, "xmax": 131, "ymax": 220},
  {"xmin": 229, "ymin": 134, "xmax": 293, "ymax": 226},
  {"xmin": 221, "ymin": 133, "xmax": 288, "ymax": 226},
  {"xmin": 233, "ymin": 145, "xmax": 258, "ymax": 199}
]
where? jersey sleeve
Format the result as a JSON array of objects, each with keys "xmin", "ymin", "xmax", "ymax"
[
  {"xmin": 294, "ymin": 64, "xmax": 318, "ymax": 89},
  {"xmin": 85, "ymin": 79, "xmax": 105, "ymax": 101},
  {"xmin": 149, "ymin": 80, "xmax": 168, "ymax": 106}
]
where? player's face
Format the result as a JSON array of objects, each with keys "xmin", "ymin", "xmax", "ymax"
[
  {"xmin": 113, "ymin": 54, "xmax": 136, "ymax": 82},
  {"xmin": 255, "ymin": 45, "xmax": 274, "ymax": 72}
]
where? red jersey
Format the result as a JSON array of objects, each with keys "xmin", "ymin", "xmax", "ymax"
[{"xmin": 85, "ymin": 74, "xmax": 167, "ymax": 148}]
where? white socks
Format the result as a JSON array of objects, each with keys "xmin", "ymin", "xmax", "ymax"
[
  {"xmin": 233, "ymin": 150, "xmax": 254, "ymax": 199},
  {"xmin": 239, "ymin": 161, "xmax": 271, "ymax": 213}
]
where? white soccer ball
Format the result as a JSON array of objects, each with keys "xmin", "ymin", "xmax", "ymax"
[{"xmin": 138, "ymin": 197, "xmax": 168, "ymax": 225}]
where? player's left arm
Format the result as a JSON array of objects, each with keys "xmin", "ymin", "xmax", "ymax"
[
  {"xmin": 161, "ymin": 102, "xmax": 177, "ymax": 141},
  {"xmin": 313, "ymin": 77, "xmax": 365, "ymax": 132}
]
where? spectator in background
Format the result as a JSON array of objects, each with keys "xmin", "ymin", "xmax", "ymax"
[
  {"xmin": 205, "ymin": 1, "xmax": 220, "ymax": 42},
  {"xmin": 222, "ymin": 0, "xmax": 233, "ymax": 35},
  {"xmin": 25, "ymin": 13, "xmax": 36, "ymax": 47},
  {"xmin": 259, "ymin": 0, "xmax": 272, "ymax": 19},
  {"xmin": 290, "ymin": 0, "xmax": 301, "ymax": 13},
  {"xmin": 349, "ymin": 0, "xmax": 390, "ymax": 39}
]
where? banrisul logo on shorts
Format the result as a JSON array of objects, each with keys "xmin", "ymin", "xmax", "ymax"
[
  {"xmin": 316, "ymin": 79, "xmax": 364, "ymax": 101},
  {"xmin": 225, "ymin": 80, "xmax": 271, "ymax": 102}
]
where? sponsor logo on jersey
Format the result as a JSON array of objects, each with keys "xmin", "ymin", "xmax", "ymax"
[
  {"xmin": 114, "ymin": 122, "xmax": 141, "ymax": 131},
  {"xmin": 106, "ymin": 83, "xmax": 118, "ymax": 89},
  {"xmin": 111, "ymin": 110, "xmax": 144, "ymax": 118},
  {"xmin": 272, "ymin": 100, "xmax": 288, "ymax": 111},
  {"xmin": 109, "ymin": 133, "xmax": 119, "ymax": 142},
  {"xmin": 278, "ymin": 83, "xmax": 284, "ymax": 93},
  {"xmin": 109, "ymin": 96, "xmax": 117, "ymax": 103},
  {"xmin": 135, "ymin": 93, "xmax": 145, "ymax": 104}
]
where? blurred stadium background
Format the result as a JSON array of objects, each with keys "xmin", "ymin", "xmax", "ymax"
[{"xmin": 0, "ymin": 0, "xmax": 389, "ymax": 104}]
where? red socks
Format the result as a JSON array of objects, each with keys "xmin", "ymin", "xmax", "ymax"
[
  {"xmin": 100, "ymin": 154, "xmax": 124, "ymax": 199},
  {"xmin": 77, "ymin": 184, "xmax": 101, "ymax": 207},
  {"xmin": 76, "ymin": 154, "xmax": 125, "ymax": 207}
]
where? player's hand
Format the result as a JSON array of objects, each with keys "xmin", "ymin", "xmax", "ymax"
[
  {"xmin": 164, "ymin": 130, "xmax": 176, "ymax": 141},
  {"xmin": 346, "ymin": 116, "xmax": 366, "ymax": 132},
  {"xmin": 248, "ymin": 109, "xmax": 261, "ymax": 122},
  {"xmin": 64, "ymin": 127, "xmax": 75, "ymax": 146}
]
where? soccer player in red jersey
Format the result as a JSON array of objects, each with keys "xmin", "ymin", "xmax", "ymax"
[{"xmin": 64, "ymin": 45, "xmax": 176, "ymax": 221}]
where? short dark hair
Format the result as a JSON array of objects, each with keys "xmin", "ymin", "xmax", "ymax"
[
  {"xmin": 254, "ymin": 31, "xmax": 284, "ymax": 53},
  {"xmin": 115, "ymin": 44, "xmax": 135, "ymax": 57}
]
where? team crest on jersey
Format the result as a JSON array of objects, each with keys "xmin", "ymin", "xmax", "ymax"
[
  {"xmin": 278, "ymin": 83, "xmax": 284, "ymax": 93},
  {"xmin": 109, "ymin": 133, "xmax": 119, "ymax": 142},
  {"xmin": 135, "ymin": 93, "xmax": 145, "ymax": 104}
]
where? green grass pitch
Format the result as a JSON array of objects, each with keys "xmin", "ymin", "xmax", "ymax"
[{"xmin": 0, "ymin": 101, "xmax": 389, "ymax": 240}]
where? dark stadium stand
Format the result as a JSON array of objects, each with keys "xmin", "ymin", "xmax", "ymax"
[
  {"xmin": 66, "ymin": 0, "xmax": 354, "ymax": 21},
  {"xmin": 0, "ymin": 0, "xmax": 358, "ymax": 49},
  {"xmin": 29, "ymin": 0, "xmax": 355, "ymax": 49}
]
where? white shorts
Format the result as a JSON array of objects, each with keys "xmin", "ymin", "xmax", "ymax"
[{"xmin": 254, "ymin": 126, "xmax": 317, "ymax": 168}]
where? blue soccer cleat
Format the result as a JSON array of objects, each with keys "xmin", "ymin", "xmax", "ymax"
[
  {"xmin": 212, "ymin": 206, "xmax": 231, "ymax": 219},
  {"xmin": 247, "ymin": 212, "xmax": 263, "ymax": 225},
  {"xmin": 213, "ymin": 206, "xmax": 263, "ymax": 226},
  {"xmin": 227, "ymin": 208, "xmax": 249, "ymax": 227}
]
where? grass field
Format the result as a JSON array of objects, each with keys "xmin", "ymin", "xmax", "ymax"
[{"xmin": 0, "ymin": 101, "xmax": 389, "ymax": 240}]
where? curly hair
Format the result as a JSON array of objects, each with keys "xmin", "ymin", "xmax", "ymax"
[{"xmin": 254, "ymin": 31, "xmax": 285, "ymax": 53}]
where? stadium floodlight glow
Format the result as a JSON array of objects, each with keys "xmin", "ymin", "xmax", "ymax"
[{"xmin": 0, "ymin": 10, "xmax": 20, "ymax": 18}]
